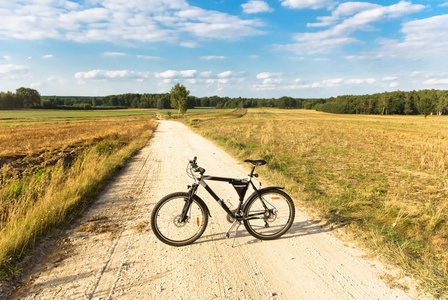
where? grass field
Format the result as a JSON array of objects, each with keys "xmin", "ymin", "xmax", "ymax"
[
  {"xmin": 0, "ymin": 111, "xmax": 157, "ymax": 278},
  {"xmin": 0, "ymin": 108, "xmax": 217, "ymax": 126},
  {"xmin": 185, "ymin": 108, "xmax": 448, "ymax": 298}
]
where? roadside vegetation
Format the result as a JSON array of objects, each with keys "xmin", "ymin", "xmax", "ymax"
[
  {"xmin": 0, "ymin": 113, "xmax": 157, "ymax": 279},
  {"xmin": 185, "ymin": 109, "xmax": 448, "ymax": 298}
]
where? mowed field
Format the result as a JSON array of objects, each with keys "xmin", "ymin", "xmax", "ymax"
[
  {"xmin": 0, "ymin": 110, "xmax": 158, "ymax": 282},
  {"xmin": 186, "ymin": 108, "xmax": 448, "ymax": 298}
]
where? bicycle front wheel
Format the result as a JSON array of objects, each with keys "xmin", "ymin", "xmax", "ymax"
[
  {"xmin": 150, "ymin": 192, "xmax": 208, "ymax": 246},
  {"xmin": 243, "ymin": 189, "xmax": 295, "ymax": 240}
]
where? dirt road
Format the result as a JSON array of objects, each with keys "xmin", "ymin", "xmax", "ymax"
[{"xmin": 11, "ymin": 120, "xmax": 423, "ymax": 299}]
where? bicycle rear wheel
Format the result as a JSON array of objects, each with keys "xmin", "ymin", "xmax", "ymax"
[
  {"xmin": 151, "ymin": 192, "xmax": 208, "ymax": 246},
  {"xmin": 243, "ymin": 189, "xmax": 295, "ymax": 240}
]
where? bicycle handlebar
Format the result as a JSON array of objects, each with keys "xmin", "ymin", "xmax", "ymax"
[{"xmin": 189, "ymin": 156, "xmax": 205, "ymax": 174}]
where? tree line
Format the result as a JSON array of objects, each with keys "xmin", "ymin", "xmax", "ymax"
[
  {"xmin": 1, "ymin": 87, "xmax": 448, "ymax": 117},
  {"xmin": 313, "ymin": 89, "xmax": 448, "ymax": 117}
]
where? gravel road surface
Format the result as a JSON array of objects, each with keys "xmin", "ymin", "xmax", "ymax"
[{"xmin": 10, "ymin": 120, "xmax": 423, "ymax": 300}]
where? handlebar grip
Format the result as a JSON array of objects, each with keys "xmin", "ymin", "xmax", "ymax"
[{"xmin": 197, "ymin": 167, "xmax": 205, "ymax": 174}]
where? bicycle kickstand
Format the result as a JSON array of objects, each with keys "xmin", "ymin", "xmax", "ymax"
[{"xmin": 225, "ymin": 220, "xmax": 241, "ymax": 248}]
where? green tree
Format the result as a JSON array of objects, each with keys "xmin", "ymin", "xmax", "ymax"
[
  {"xmin": 378, "ymin": 93, "xmax": 391, "ymax": 115},
  {"xmin": 416, "ymin": 90, "xmax": 436, "ymax": 118},
  {"xmin": 170, "ymin": 83, "xmax": 190, "ymax": 116},
  {"xmin": 15, "ymin": 87, "xmax": 41, "ymax": 108},
  {"xmin": 404, "ymin": 91, "xmax": 416, "ymax": 115},
  {"xmin": 436, "ymin": 90, "xmax": 448, "ymax": 115},
  {"xmin": 0, "ymin": 91, "xmax": 19, "ymax": 109}
]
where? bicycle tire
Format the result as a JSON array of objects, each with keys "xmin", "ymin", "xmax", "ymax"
[
  {"xmin": 150, "ymin": 192, "xmax": 209, "ymax": 246},
  {"xmin": 243, "ymin": 189, "xmax": 295, "ymax": 240}
]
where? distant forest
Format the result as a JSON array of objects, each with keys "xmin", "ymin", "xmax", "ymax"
[{"xmin": 1, "ymin": 87, "xmax": 447, "ymax": 117}]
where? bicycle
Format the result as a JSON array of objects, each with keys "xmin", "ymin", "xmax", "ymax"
[{"xmin": 150, "ymin": 157, "xmax": 295, "ymax": 246}]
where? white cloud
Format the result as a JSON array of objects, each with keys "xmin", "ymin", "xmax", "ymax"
[
  {"xmin": 256, "ymin": 72, "xmax": 283, "ymax": 79},
  {"xmin": 74, "ymin": 69, "xmax": 149, "ymax": 80},
  {"xmin": 389, "ymin": 82, "xmax": 399, "ymax": 87},
  {"xmin": 242, "ymin": 1, "xmax": 273, "ymax": 14},
  {"xmin": 345, "ymin": 54, "xmax": 384, "ymax": 60},
  {"xmin": 42, "ymin": 54, "xmax": 53, "ymax": 59},
  {"xmin": 345, "ymin": 78, "xmax": 376, "ymax": 84},
  {"xmin": 103, "ymin": 52, "xmax": 126, "ymax": 57},
  {"xmin": 180, "ymin": 41, "xmax": 199, "ymax": 48},
  {"xmin": 438, "ymin": 2, "xmax": 448, "ymax": 7},
  {"xmin": 0, "ymin": 64, "xmax": 30, "ymax": 79},
  {"xmin": 281, "ymin": 0, "xmax": 336, "ymax": 10},
  {"xmin": 378, "ymin": 14, "xmax": 448, "ymax": 59},
  {"xmin": 307, "ymin": 2, "xmax": 379, "ymax": 27},
  {"xmin": 280, "ymin": 1, "xmax": 425, "ymax": 55},
  {"xmin": 382, "ymin": 76, "xmax": 397, "ymax": 81},
  {"xmin": 201, "ymin": 56, "xmax": 226, "ymax": 60},
  {"xmin": 0, "ymin": 0, "xmax": 263, "ymax": 44},
  {"xmin": 423, "ymin": 78, "xmax": 448, "ymax": 85},
  {"xmin": 1, "ymin": 56, "xmax": 12, "ymax": 61},
  {"xmin": 155, "ymin": 69, "xmax": 197, "ymax": 78},
  {"xmin": 0, "ymin": 64, "xmax": 29, "ymax": 74},
  {"xmin": 218, "ymin": 71, "xmax": 234, "ymax": 78},
  {"xmin": 136, "ymin": 55, "xmax": 161, "ymax": 59}
]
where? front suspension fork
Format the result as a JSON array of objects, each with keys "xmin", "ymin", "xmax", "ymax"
[{"xmin": 180, "ymin": 183, "xmax": 199, "ymax": 222}]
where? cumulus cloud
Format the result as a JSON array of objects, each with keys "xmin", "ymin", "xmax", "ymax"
[
  {"xmin": 0, "ymin": 0, "xmax": 263, "ymax": 44},
  {"xmin": 0, "ymin": 64, "xmax": 30, "ymax": 79},
  {"xmin": 242, "ymin": 1, "xmax": 273, "ymax": 14},
  {"xmin": 378, "ymin": 14, "xmax": 448, "ymax": 59},
  {"xmin": 1, "ymin": 56, "xmax": 12, "ymax": 61},
  {"xmin": 218, "ymin": 71, "xmax": 234, "ymax": 78},
  {"xmin": 279, "ymin": 1, "xmax": 425, "ymax": 55},
  {"xmin": 345, "ymin": 78, "xmax": 376, "ymax": 84},
  {"xmin": 74, "ymin": 69, "xmax": 149, "ymax": 80},
  {"xmin": 42, "ymin": 54, "xmax": 53, "ymax": 59},
  {"xmin": 256, "ymin": 72, "xmax": 283, "ymax": 79},
  {"xmin": 155, "ymin": 69, "xmax": 197, "ymax": 78},
  {"xmin": 423, "ymin": 78, "xmax": 448, "ymax": 85},
  {"xmin": 281, "ymin": 0, "xmax": 336, "ymax": 10},
  {"xmin": 389, "ymin": 82, "xmax": 399, "ymax": 87}
]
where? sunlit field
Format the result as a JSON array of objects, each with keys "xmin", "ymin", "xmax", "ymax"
[
  {"xmin": 0, "ymin": 112, "xmax": 157, "ymax": 278},
  {"xmin": 185, "ymin": 108, "xmax": 448, "ymax": 298}
]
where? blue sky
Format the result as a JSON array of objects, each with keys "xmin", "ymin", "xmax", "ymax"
[{"xmin": 1, "ymin": 0, "xmax": 448, "ymax": 98}]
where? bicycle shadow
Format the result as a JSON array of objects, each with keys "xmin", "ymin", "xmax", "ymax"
[{"xmin": 196, "ymin": 219, "xmax": 338, "ymax": 245}]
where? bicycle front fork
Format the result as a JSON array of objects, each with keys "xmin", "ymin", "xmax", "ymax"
[{"xmin": 180, "ymin": 183, "xmax": 199, "ymax": 222}]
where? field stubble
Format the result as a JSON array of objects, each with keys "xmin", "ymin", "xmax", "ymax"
[
  {"xmin": 186, "ymin": 109, "xmax": 448, "ymax": 298},
  {"xmin": 0, "ymin": 116, "xmax": 157, "ymax": 280}
]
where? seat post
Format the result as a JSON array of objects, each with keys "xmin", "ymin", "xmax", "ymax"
[{"xmin": 249, "ymin": 164, "xmax": 256, "ymax": 177}]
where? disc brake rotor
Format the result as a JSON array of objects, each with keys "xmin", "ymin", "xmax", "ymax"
[{"xmin": 174, "ymin": 215, "xmax": 188, "ymax": 227}]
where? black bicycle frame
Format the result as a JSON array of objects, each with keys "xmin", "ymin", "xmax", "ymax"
[{"xmin": 181, "ymin": 172, "xmax": 263, "ymax": 222}]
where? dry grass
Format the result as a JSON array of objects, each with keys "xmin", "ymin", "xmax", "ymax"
[
  {"xmin": 185, "ymin": 108, "xmax": 448, "ymax": 298},
  {"xmin": 0, "ymin": 116, "xmax": 156, "ymax": 278},
  {"xmin": 0, "ymin": 120, "xmax": 155, "ymax": 157}
]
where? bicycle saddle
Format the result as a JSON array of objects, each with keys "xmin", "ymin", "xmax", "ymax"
[{"xmin": 244, "ymin": 159, "xmax": 267, "ymax": 166}]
